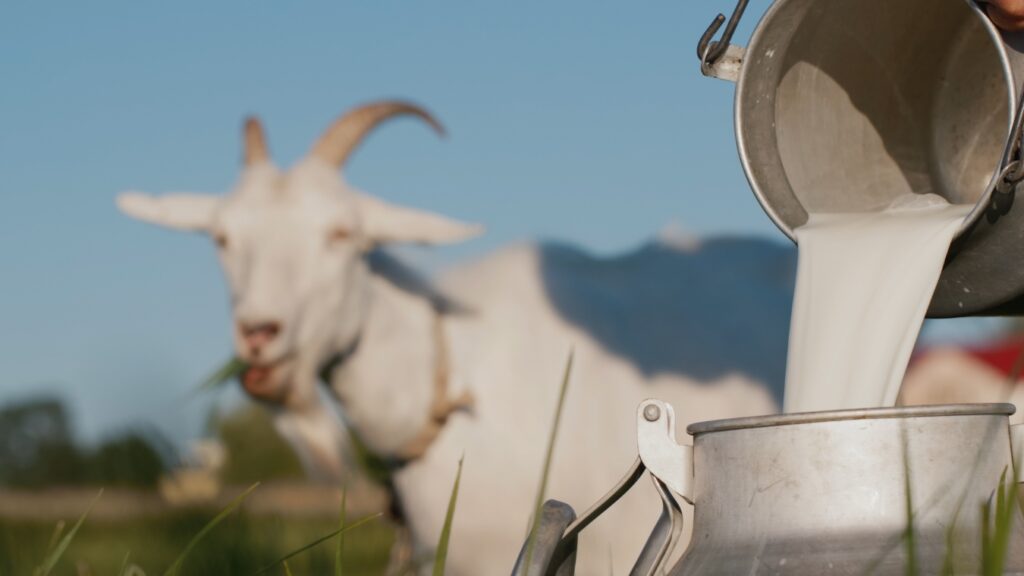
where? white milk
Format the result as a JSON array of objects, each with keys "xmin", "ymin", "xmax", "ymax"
[{"xmin": 783, "ymin": 194, "xmax": 972, "ymax": 413}]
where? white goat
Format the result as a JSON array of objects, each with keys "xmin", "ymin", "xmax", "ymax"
[{"xmin": 117, "ymin": 101, "xmax": 791, "ymax": 574}]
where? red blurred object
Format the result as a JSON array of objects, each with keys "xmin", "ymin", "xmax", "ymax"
[{"xmin": 964, "ymin": 338, "xmax": 1024, "ymax": 378}]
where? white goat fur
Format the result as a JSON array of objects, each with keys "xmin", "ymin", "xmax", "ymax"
[{"xmin": 117, "ymin": 103, "xmax": 782, "ymax": 574}]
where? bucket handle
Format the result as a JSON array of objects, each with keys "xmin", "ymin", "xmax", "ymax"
[
  {"xmin": 989, "ymin": 80, "xmax": 1024, "ymax": 220},
  {"xmin": 697, "ymin": 0, "xmax": 749, "ymax": 69}
]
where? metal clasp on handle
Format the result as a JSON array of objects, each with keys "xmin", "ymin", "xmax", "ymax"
[
  {"xmin": 638, "ymin": 400, "xmax": 694, "ymax": 504},
  {"xmin": 697, "ymin": 0, "xmax": 750, "ymax": 80},
  {"xmin": 511, "ymin": 400, "xmax": 694, "ymax": 576},
  {"xmin": 988, "ymin": 83, "xmax": 1024, "ymax": 221}
]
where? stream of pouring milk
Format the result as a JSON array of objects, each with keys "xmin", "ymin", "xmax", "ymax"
[{"xmin": 783, "ymin": 193, "xmax": 972, "ymax": 413}]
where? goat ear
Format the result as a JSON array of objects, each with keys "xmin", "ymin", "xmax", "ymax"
[
  {"xmin": 116, "ymin": 192, "xmax": 220, "ymax": 232},
  {"xmin": 356, "ymin": 194, "xmax": 484, "ymax": 246}
]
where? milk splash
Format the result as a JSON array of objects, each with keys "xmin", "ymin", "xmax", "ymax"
[{"xmin": 783, "ymin": 194, "xmax": 972, "ymax": 413}]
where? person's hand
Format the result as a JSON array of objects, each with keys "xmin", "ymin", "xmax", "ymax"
[{"xmin": 983, "ymin": 0, "xmax": 1024, "ymax": 32}]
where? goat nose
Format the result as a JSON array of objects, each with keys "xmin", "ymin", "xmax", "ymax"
[{"xmin": 238, "ymin": 321, "xmax": 282, "ymax": 354}]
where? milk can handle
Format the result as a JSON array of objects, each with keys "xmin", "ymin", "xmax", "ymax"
[
  {"xmin": 985, "ymin": 80, "xmax": 1024, "ymax": 220},
  {"xmin": 697, "ymin": 0, "xmax": 749, "ymax": 72},
  {"xmin": 510, "ymin": 459, "xmax": 647, "ymax": 576},
  {"xmin": 995, "ymin": 84, "xmax": 1024, "ymax": 190},
  {"xmin": 510, "ymin": 460, "xmax": 685, "ymax": 576}
]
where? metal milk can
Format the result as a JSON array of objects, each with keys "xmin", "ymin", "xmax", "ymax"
[
  {"xmin": 513, "ymin": 400, "xmax": 1024, "ymax": 575},
  {"xmin": 509, "ymin": 2, "xmax": 1024, "ymax": 572},
  {"xmin": 698, "ymin": 0, "xmax": 1024, "ymax": 317}
]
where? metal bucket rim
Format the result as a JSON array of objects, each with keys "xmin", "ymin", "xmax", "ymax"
[
  {"xmin": 733, "ymin": 0, "xmax": 1016, "ymax": 242},
  {"xmin": 687, "ymin": 402, "xmax": 1016, "ymax": 435}
]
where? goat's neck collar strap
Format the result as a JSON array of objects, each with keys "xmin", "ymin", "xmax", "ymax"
[
  {"xmin": 318, "ymin": 336, "xmax": 360, "ymax": 384},
  {"xmin": 320, "ymin": 309, "xmax": 474, "ymax": 467},
  {"xmin": 391, "ymin": 310, "xmax": 474, "ymax": 463}
]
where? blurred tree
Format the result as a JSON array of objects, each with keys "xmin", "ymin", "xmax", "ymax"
[
  {"xmin": 213, "ymin": 402, "xmax": 304, "ymax": 483},
  {"xmin": 88, "ymin": 429, "xmax": 174, "ymax": 487},
  {"xmin": 0, "ymin": 397, "xmax": 85, "ymax": 486},
  {"xmin": 0, "ymin": 395, "xmax": 173, "ymax": 488},
  {"xmin": 0, "ymin": 394, "xmax": 308, "ymax": 488}
]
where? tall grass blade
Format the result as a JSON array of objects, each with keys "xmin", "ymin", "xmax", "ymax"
[
  {"xmin": 118, "ymin": 552, "xmax": 131, "ymax": 576},
  {"xmin": 283, "ymin": 561, "xmax": 294, "ymax": 576},
  {"xmin": 194, "ymin": 357, "xmax": 247, "ymax": 396},
  {"xmin": 253, "ymin": 513, "xmax": 383, "ymax": 575},
  {"xmin": 163, "ymin": 482, "xmax": 259, "ymax": 576},
  {"xmin": 981, "ymin": 467, "xmax": 1018, "ymax": 575},
  {"xmin": 34, "ymin": 518, "xmax": 66, "ymax": 576},
  {"xmin": 347, "ymin": 432, "xmax": 394, "ymax": 485},
  {"xmin": 981, "ymin": 499, "xmax": 993, "ymax": 571},
  {"xmin": 35, "ymin": 489, "xmax": 102, "ymax": 576},
  {"xmin": 335, "ymin": 487, "xmax": 347, "ymax": 576},
  {"xmin": 523, "ymin": 350, "xmax": 574, "ymax": 576},
  {"xmin": 433, "ymin": 456, "xmax": 465, "ymax": 576},
  {"xmin": 940, "ymin": 524, "xmax": 956, "ymax": 576},
  {"xmin": 902, "ymin": 446, "xmax": 918, "ymax": 576}
]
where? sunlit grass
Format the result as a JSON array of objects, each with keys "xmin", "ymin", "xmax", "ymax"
[
  {"xmin": 0, "ymin": 496, "xmax": 394, "ymax": 575},
  {"xmin": 194, "ymin": 357, "xmax": 247, "ymax": 397},
  {"xmin": 522, "ymin": 350, "xmax": 574, "ymax": 576},
  {"xmin": 255, "ymin": 513, "xmax": 384, "ymax": 575},
  {"xmin": 432, "ymin": 456, "xmax": 464, "ymax": 576},
  {"xmin": 335, "ymin": 487, "xmax": 347, "ymax": 576},
  {"xmin": 164, "ymin": 483, "xmax": 259, "ymax": 576},
  {"xmin": 980, "ymin": 467, "xmax": 1020, "ymax": 576},
  {"xmin": 33, "ymin": 489, "xmax": 101, "ymax": 576}
]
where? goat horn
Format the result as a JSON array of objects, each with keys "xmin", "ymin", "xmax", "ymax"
[
  {"xmin": 310, "ymin": 101, "xmax": 445, "ymax": 168},
  {"xmin": 243, "ymin": 116, "xmax": 270, "ymax": 166}
]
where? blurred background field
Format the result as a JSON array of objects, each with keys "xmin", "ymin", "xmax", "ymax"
[
  {"xmin": 0, "ymin": 511, "xmax": 394, "ymax": 575},
  {"xmin": 0, "ymin": 394, "xmax": 395, "ymax": 575}
]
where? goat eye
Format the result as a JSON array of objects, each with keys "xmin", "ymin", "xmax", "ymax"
[
  {"xmin": 214, "ymin": 234, "xmax": 228, "ymax": 249},
  {"xmin": 328, "ymin": 228, "xmax": 351, "ymax": 244}
]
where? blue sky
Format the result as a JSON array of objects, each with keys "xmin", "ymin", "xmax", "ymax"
[{"xmin": 0, "ymin": 1, "xmax": 998, "ymax": 445}]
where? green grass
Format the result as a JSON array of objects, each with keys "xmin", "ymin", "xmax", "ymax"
[
  {"xmin": 255, "ymin": 513, "xmax": 384, "ymax": 575},
  {"xmin": 980, "ymin": 468, "xmax": 1020, "ymax": 576},
  {"xmin": 33, "ymin": 490, "xmax": 101, "ymax": 576},
  {"xmin": 164, "ymin": 483, "xmax": 259, "ymax": 576},
  {"xmin": 194, "ymin": 357, "xmax": 247, "ymax": 397},
  {"xmin": 335, "ymin": 487, "xmax": 347, "ymax": 576},
  {"xmin": 432, "ymin": 456, "xmax": 464, "ymax": 576},
  {"xmin": 522, "ymin": 350, "xmax": 574, "ymax": 576},
  {"xmin": 0, "ymin": 510, "xmax": 394, "ymax": 576}
]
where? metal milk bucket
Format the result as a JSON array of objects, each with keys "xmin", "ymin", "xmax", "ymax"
[
  {"xmin": 697, "ymin": 0, "xmax": 1024, "ymax": 317},
  {"xmin": 513, "ymin": 401, "xmax": 1024, "ymax": 575}
]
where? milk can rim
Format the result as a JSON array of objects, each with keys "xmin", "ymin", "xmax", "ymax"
[{"xmin": 687, "ymin": 403, "xmax": 1015, "ymax": 435}]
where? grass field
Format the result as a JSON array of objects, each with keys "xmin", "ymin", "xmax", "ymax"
[{"xmin": 0, "ymin": 512, "xmax": 395, "ymax": 576}]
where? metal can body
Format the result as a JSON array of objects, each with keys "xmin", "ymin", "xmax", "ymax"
[
  {"xmin": 715, "ymin": 0, "xmax": 1024, "ymax": 316},
  {"xmin": 671, "ymin": 405, "xmax": 1024, "ymax": 575}
]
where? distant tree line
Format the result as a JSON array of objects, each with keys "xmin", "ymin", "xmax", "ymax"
[
  {"xmin": 0, "ymin": 394, "xmax": 308, "ymax": 489},
  {"xmin": 0, "ymin": 396, "xmax": 173, "ymax": 488}
]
